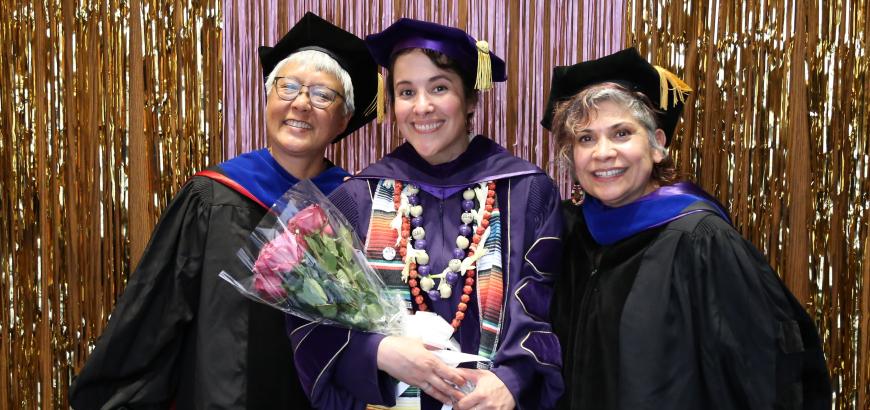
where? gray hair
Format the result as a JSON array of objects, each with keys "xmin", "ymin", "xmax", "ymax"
[
  {"xmin": 553, "ymin": 82, "xmax": 668, "ymax": 173},
  {"xmin": 264, "ymin": 50, "xmax": 355, "ymax": 116}
]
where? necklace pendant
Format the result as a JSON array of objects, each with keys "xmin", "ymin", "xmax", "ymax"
[{"xmin": 382, "ymin": 246, "xmax": 396, "ymax": 261}]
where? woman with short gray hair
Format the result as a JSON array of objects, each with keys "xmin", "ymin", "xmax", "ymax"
[{"xmin": 69, "ymin": 12, "xmax": 377, "ymax": 409}]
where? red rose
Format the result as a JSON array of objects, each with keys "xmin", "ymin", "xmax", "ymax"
[
  {"xmin": 252, "ymin": 269, "xmax": 287, "ymax": 302},
  {"xmin": 290, "ymin": 204, "xmax": 332, "ymax": 236},
  {"xmin": 251, "ymin": 229, "xmax": 309, "ymax": 301},
  {"xmin": 253, "ymin": 230, "xmax": 307, "ymax": 274}
]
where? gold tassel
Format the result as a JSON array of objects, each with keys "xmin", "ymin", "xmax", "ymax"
[
  {"xmin": 376, "ymin": 73, "xmax": 385, "ymax": 123},
  {"xmin": 653, "ymin": 65, "xmax": 692, "ymax": 109},
  {"xmin": 474, "ymin": 40, "xmax": 493, "ymax": 90},
  {"xmin": 363, "ymin": 72, "xmax": 386, "ymax": 124}
]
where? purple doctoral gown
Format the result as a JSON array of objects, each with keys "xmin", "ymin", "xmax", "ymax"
[{"xmin": 287, "ymin": 136, "xmax": 565, "ymax": 409}]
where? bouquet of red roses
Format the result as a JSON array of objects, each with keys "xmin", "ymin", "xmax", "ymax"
[{"xmin": 220, "ymin": 179, "xmax": 405, "ymax": 333}]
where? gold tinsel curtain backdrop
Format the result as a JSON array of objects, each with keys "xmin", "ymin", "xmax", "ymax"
[
  {"xmin": 0, "ymin": 0, "xmax": 222, "ymax": 408},
  {"xmin": 623, "ymin": 1, "xmax": 869, "ymax": 407},
  {"xmin": 0, "ymin": 0, "xmax": 866, "ymax": 408}
]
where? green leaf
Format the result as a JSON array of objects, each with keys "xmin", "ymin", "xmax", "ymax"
[
  {"xmin": 304, "ymin": 235, "xmax": 325, "ymax": 256},
  {"xmin": 335, "ymin": 242, "xmax": 351, "ymax": 263},
  {"xmin": 333, "ymin": 270, "xmax": 347, "ymax": 288},
  {"xmin": 347, "ymin": 311, "xmax": 368, "ymax": 329},
  {"xmin": 323, "ymin": 236, "xmax": 338, "ymax": 256},
  {"xmin": 315, "ymin": 304, "xmax": 338, "ymax": 319},
  {"xmin": 320, "ymin": 248, "xmax": 338, "ymax": 273},
  {"xmin": 322, "ymin": 280, "xmax": 349, "ymax": 304},
  {"xmin": 338, "ymin": 226, "xmax": 354, "ymax": 244},
  {"xmin": 349, "ymin": 268, "xmax": 367, "ymax": 286},
  {"xmin": 365, "ymin": 303, "xmax": 384, "ymax": 319},
  {"xmin": 300, "ymin": 277, "xmax": 328, "ymax": 306}
]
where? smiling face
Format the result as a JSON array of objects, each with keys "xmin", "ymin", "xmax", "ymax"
[
  {"xmin": 265, "ymin": 61, "xmax": 350, "ymax": 163},
  {"xmin": 572, "ymin": 100, "xmax": 666, "ymax": 207},
  {"xmin": 391, "ymin": 49, "xmax": 474, "ymax": 165}
]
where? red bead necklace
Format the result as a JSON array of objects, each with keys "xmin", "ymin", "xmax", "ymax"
[{"xmin": 393, "ymin": 180, "xmax": 497, "ymax": 330}]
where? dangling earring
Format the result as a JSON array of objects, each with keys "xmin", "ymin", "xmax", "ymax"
[{"xmin": 571, "ymin": 183, "xmax": 585, "ymax": 206}]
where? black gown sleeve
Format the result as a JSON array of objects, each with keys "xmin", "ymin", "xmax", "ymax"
[
  {"xmin": 550, "ymin": 203, "xmax": 587, "ymax": 408},
  {"xmin": 675, "ymin": 213, "xmax": 830, "ymax": 409},
  {"xmin": 69, "ymin": 178, "xmax": 213, "ymax": 409}
]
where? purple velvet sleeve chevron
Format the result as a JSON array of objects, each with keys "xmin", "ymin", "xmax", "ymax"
[{"xmin": 487, "ymin": 174, "xmax": 565, "ymax": 409}]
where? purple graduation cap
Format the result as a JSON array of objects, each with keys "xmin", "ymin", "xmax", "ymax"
[
  {"xmin": 540, "ymin": 47, "xmax": 692, "ymax": 145},
  {"xmin": 365, "ymin": 18, "xmax": 507, "ymax": 91}
]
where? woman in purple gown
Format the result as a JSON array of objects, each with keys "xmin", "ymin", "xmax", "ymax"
[{"xmin": 287, "ymin": 18, "xmax": 564, "ymax": 410}]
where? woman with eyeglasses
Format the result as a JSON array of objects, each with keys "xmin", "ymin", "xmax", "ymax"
[{"xmin": 68, "ymin": 13, "xmax": 378, "ymax": 409}]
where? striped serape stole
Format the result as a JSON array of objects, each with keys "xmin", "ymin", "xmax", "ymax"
[
  {"xmin": 366, "ymin": 386, "xmax": 421, "ymax": 410},
  {"xmin": 364, "ymin": 179, "xmax": 420, "ymax": 409},
  {"xmin": 364, "ymin": 179, "xmax": 413, "ymax": 310},
  {"xmin": 474, "ymin": 194, "xmax": 505, "ymax": 366}
]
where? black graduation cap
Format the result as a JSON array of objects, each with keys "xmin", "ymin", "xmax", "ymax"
[
  {"xmin": 258, "ymin": 12, "xmax": 379, "ymax": 142},
  {"xmin": 540, "ymin": 47, "xmax": 692, "ymax": 146}
]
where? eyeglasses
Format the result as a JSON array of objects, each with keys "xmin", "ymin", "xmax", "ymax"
[{"xmin": 273, "ymin": 77, "xmax": 345, "ymax": 109}]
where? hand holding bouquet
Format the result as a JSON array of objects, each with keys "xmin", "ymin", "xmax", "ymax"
[
  {"xmin": 220, "ymin": 179, "xmax": 405, "ymax": 334},
  {"xmin": 220, "ymin": 179, "xmax": 490, "ymax": 405}
]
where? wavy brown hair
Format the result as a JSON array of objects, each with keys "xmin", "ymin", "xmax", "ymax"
[{"xmin": 550, "ymin": 82, "xmax": 678, "ymax": 185}]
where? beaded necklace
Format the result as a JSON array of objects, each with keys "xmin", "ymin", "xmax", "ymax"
[{"xmin": 393, "ymin": 180, "xmax": 497, "ymax": 330}]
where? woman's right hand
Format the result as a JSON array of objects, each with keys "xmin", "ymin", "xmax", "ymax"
[{"xmin": 376, "ymin": 335, "xmax": 467, "ymax": 405}]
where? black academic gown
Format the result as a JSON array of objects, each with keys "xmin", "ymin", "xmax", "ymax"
[
  {"xmin": 552, "ymin": 203, "xmax": 830, "ymax": 410},
  {"xmin": 69, "ymin": 168, "xmax": 312, "ymax": 409}
]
